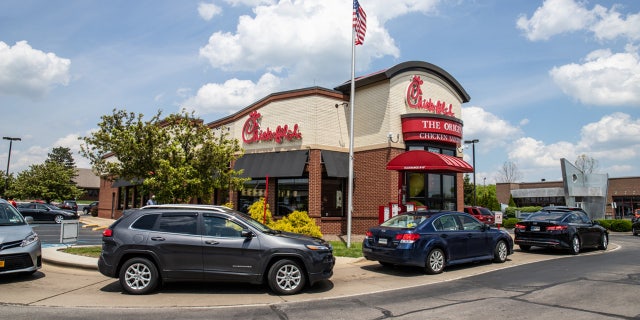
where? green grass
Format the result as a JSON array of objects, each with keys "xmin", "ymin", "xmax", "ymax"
[
  {"xmin": 62, "ymin": 242, "xmax": 364, "ymax": 258},
  {"xmin": 329, "ymin": 240, "xmax": 363, "ymax": 258},
  {"xmin": 61, "ymin": 246, "xmax": 101, "ymax": 258}
]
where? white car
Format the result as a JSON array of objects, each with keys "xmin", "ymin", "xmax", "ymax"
[{"xmin": 0, "ymin": 199, "xmax": 42, "ymax": 275}]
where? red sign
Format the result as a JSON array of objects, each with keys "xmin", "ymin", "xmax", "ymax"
[
  {"xmin": 401, "ymin": 117, "xmax": 462, "ymax": 145},
  {"xmin": 406, "ymin": 75, "xmax": 455, "ymax": 117},
  {"xmin": 242, "ymin": 111, "xmax": 302, "ymax": 144}
]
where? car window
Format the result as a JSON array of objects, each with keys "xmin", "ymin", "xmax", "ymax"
[
  {"xmin": 131, "ymin": 214, "xmax": 160, "ymax": 230},
  {"xmin": 156, "ymin": 213, "xmax": 198, "ymax": 235},
  {"xmin": 381, "ymin": 214, "xmax": 429, "ymax": 228},
  {"xmin": 204, "ymin": 215, "xmax": 243, "ymax": 237},
  {"xmin": 0, "ymin": 203, "xmax": 26, "ymax": 225},
  {"xmin": 458, "ymin": 214, "xmax": 483, "ymax": 230},
  {"xmin": 576, "ymin": 211, "xmax": 591, "ymax": 223},
  {"xmin": 529, "ymin": 212, "xmax": 563, "ymax": 222},
  {"xmin": 434, "ymin": 215, "xmax": 460, "ymax": 231},
  {"xmin": 478, "ymin": 208, "xmax": 494, "ymax": 216}
]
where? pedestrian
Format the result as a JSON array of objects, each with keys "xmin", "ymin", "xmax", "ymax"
[
  {"xmin": 9, "ymin": 197, "xmax": 17, "ymax": 207},
  {"xmin": 146, "ymin": 195, "xmax": 156, "ymax": 206}
]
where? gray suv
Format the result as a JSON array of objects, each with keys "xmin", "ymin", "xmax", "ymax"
[{"xmin": 98, "ymin": 204, "xmax": 334, "ymax": 295}]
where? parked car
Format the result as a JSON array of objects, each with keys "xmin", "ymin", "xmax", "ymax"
[
  {"xmin": 0, "ymin": 199, "xmax": 42, "ymax": 275},
  {"xmin": 58, "ymin": 200, "xmax": 78, "ymax": 213},
  {"xmin": 463, "ymin": 206, "xmax": 495, "ymax": 225},
  {"xmin": 17, "ymin": 202, "xmax": 79, "ymax": 223},
  {"xmin": 98, "ymin": 204, "xmax": 335, "ymax": 295},
  {"xmin": 514, "ymin": 207, "xmax": 608, "ymax": 254},
  {"xmin": 83, "ymin": 201, "xmax": 99, "ymax": 214},
  {"xmin": 362, "ymin": 210, "xmax": 513, "ymax": 274}
]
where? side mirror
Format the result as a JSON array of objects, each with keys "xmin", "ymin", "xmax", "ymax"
[
  {"xmin": 25, "ymin": 216, "xmax": 34, "ymax": 224},
  {"xmin": 241, "ymin": 230, "xmax": 254, "ymax": 238}
]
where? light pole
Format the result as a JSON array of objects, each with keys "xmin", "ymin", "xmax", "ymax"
[
  {"xmin": 464, "ymin": 139, "xmax": 479, "ymax": 206},
  {"xmin": 3, "ymin": 136, "xmax": 21, "ymax": 194}
]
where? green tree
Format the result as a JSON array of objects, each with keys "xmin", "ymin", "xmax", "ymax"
[
  {"xmin": 11, "ymin": 161, "xmax": 84, "ymax": 203},
  {"xmin": 46, "ymin": 146, "xmax": 76, "ymax": 170},
  {"xmin": 463, "ymin": 174, "xmax": 474, "ymax": 205},
  {"xmin": 80, "ymin": 108, "xmax": 247, "ymax": 203}
]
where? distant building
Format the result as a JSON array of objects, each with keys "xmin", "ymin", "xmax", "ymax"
[
  {"xmin": 496, "ymin": 159, "xmax": 639, "ymax": 220},
  {"xmin": 73, "ymin": 168, "xmax": 100, "ymax": 201}
]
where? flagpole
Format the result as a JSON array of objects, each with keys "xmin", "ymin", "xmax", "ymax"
[{"xmin": 346, "ymin": 14, "xmax": 356, "ymax": 248}]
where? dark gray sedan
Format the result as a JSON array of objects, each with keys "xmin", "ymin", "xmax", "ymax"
[{"xmin": 17, "ymin": 202, "xmax": 78, "ymax": 224}]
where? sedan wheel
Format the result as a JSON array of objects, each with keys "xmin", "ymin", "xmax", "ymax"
[
  {"xmin": 569, "ymin": 236, "xmax": 580, "ymax": 255},
  {"xmin": 598, "ymin": 233, "xmax": 608, "ymax": 250},
  {"xmin": 493, "ymin": 240, "xmax": 508, "ymax": 263},
  {"xmin": 54, "ymin": 215, "xmax": 64, "ymax": 224},
  {"xmin": 633, "ymin": 227, "xmax": 638, "ymax": 236},
  {"xmin": 119, "ymin": 257, "xmax": 159, "ymax": 295},
  {"xmin": 268, "ymin": 259, "xmax": 306, "ymax": 295},
  {"xmin": 424, "ymin": 248, "xmax": 445, "ymax": 274}
]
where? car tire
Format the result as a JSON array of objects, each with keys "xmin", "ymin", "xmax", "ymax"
[
  {"xmin": 267, "ymin": 259, "xmax": 306, "ymax": 295},
  {"xmin": 569, "ymin": 236, "xmax": 580, "ymax": 255},
  {"xmin": 633, "ymin": 227, "xmax": 638, "ymax": 236},
  {"xmin": 424, "ymin": 248, "xmax": 445, "ymax": 275},
  {"xmin": 83, "ymin": 208, "xmax": 89, "ymax": 214},
  {"xmin": 54, "ymin": 215, "xmax": 63, "ymax": 224},
  {"xmin": 119, "ymin": 257, "xmax": 160, "ymax": 295},
  {"xmin": 598, "ymin": 233, "xmax": 608, "ymax": 250},
  {"xmin": 518, "ymin": 245, "xmax": 531, "ymax": 251},
  {"xmin": 493, "ymin": 240, "xmax": 508, "ymax": 263}
]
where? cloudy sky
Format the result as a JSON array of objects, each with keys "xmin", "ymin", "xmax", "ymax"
[{"xmin": 1, "ymin": 0, "xmax": 639, "ymax": 184}]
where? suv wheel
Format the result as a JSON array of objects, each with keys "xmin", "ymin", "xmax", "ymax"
[
  {"xmin": 267, "ymin": 259, "xmax": 306, "ymax": 295},
  {"xmin": 119, "ymin": 257, "xmax": 159, "ymax": 295}
]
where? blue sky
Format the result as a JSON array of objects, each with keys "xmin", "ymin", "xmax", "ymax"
[{"xmin": 1, "ymin": 0, "xmax": 639, "ymax": 184}]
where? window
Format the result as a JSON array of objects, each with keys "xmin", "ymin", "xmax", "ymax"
[
  {"xmin": 321, "ymin": 178, "xmax": 345, "ymax": 217},
  {"xmin": 458, "ymin": 214, "xmax": 483, "ymax": 230},
  {"xmin": 238, "ymin": 179, "xmax": 266, "ymax": 213},
  {"xmin": 132, "ymin": 214, "xmax": 159, "ymax": 230},
  {"xmin": 276, "ymin": 178, "xmax": 308, "ymax": 216},
  {"xmin": 157, "ymin": 213, "xmax": 198, "ymax": 235},
  {"xmin": 203, "ymin": 215, "xmax": 244, "ymax": 238},
  {"xmin": 434, "ymin": 215, "xmax": 460, "ymax": 231}
]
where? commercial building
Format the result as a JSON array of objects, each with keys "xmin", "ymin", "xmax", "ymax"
[{"xmin": 97, "ymin": 61, "xmax": 475, "ymax": 234}]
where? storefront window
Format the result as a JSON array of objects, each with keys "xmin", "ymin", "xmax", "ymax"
[
  {"xmin": 322, "ymin": 178, "xmax": 345, "ymax": 217},
  {"xmin": 276, "ymin": 178, "xmax": 308, "ymax": 216},
  {"xmin": 612, "ymin": 196, "xmax": 640, "ymax": 219},
  {"xmin": 238, "ymin": 179, "xmax": 266, "ymax": 213},
  {"xmin": 407, "ymin": 172, "xmax": 456, "ymax": 210}
]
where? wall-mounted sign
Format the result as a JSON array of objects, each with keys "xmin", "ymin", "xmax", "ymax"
[
  {"xmin": 242, "ymin": 111, "xmax": 302, "ymax": 144},
  {"xmin": 401, "ymin": 116, "xmax": 462, "ymax": 145},
  {"xmin": 406, "ymin": 75, "xmax": 455, "ymax": 117}
]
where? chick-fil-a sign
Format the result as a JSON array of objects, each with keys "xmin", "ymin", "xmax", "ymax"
[
  {"xmin": 242, "ymin": 111, "xmax": 302, "ymax": 144},
  {"xmin": 406, "ymin": 75, "xmax": 455, "ymax": 117}
]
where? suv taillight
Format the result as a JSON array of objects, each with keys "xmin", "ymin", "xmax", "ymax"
[
  {"xmin": 102, "ymin": 229, "xmax": 113, "ymax": 237},
  {"xmin": 395, "ymin": 233, "xmax": 420, "ymax": 243}
]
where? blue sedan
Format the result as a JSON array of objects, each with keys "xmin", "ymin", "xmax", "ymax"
[{"xmin": 362, "ymin": 210, "xmax": 513, "ymax": 274}]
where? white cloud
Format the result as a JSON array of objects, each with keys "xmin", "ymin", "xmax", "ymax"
[
  {"xmin": 198, "ymin": 2, "xmax": 222, "ymax": 21},
  {"xmin": 590, "ymin": 4, "xmax": 640, "ymax": 42},
  {"xmin": 516, "ymin": 0, "xmax": 595, "ymax": 41},
  {"xmin": 181, "ymin": 72, "xmax": 281, "ymax": 114},
  {"xmin": 461, "ymin": 106, "xmax": 522, "ymax": 151},
  {"xmin": 509, "ymin": 137, "xmax": 577, "ymax": 168},
  {"xmin": 578, "ymin": 112, "xmax": 640, "ymax": 161},
  {"xmin": 549, "ymin": 46, "xmax": 640, "ymax": 106},
  {"xmin": 0, "ymin": 41, "xmax": 71, "ymax": 98}
]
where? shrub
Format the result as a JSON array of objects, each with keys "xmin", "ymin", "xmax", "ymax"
[
  {"xmin": 272, "ymin": 210, "xmax": 323, "ymax": 238},
  {"xmin": 609, "ymin": 219, "xmax": 632, "ymax": 232},
  {"xmin": 221, "ymin": 202, "xmax": 234, "ymax": 209},
  {"xmin": 247, "ymin": 198, "xmax": 273, "ymax": 226},
  {"xmin": 501, "ymin": 217, "xmax": 519, "ymax": 229}
]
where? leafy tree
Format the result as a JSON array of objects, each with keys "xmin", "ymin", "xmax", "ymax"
[
  {"xmin": 11, "ymin": 161, "xmax": 84, "ymax": 203},
  {"xmin": 46, "ymin": 146, "xmax": 76, "ymax": 170},
  {"xmin": 248, "ymin": 197, "xmax": 273, "ymax": 225},
  {"xmin": 80, "ymin": 108, "xmax": 247, "ymax": 203},
  {"xmin": 463, "ymin": 174, "xmax": 474, "ymax": 205}
]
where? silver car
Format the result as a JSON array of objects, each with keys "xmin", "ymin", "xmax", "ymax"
[{"xmin": 0, "ymin": 199, "xmax": 42, "ymax": 275}]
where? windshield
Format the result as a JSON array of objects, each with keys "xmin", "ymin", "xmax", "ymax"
[
  {"xmin": 237, "ymin": 213, "xmax": 272, "ymax": 232},
  {"xmin": 0, "ymin": 203, "xmax": 27, "ymax": 225},
  {"xmin": 381, "ymin": 213, "xmax": 431, "ymax": 228}
]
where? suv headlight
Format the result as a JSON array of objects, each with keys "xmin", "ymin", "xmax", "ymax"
[
  {"xmin": 21, "ymin": 232, "xmax": 39, "ymax": 247},
  {"xmin": 305, "ymin": 244, "xmax": 330, "ymax": 251}
]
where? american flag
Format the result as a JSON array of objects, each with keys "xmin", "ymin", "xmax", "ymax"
[{"xmin": 353, "ymin": 0, "xmax": 367, "ymax": 45}]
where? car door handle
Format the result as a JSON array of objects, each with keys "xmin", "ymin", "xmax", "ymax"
[
  {"xmin": 150, "ymin": 237, "xmax": 165, "ymax": 241},
  {"xmin": 205, "ymin": 240, "xmax": 219, "ymax": 245}
]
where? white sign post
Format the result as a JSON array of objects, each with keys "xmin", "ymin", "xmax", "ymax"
[{"xmin": 494, "ymin": 212, "xmax": 503, "ymax": 229}]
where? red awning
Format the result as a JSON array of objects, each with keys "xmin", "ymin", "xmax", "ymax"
[{"xmin": 386, "ymin": 150, "xmax": 473, "ymax": 173}]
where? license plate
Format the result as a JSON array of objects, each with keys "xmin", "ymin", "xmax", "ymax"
[
  {"xmin": 531, "ymin": 226, "xmax": 540, "ymax": 231},
  {"xmin": 378, "ymin": 238, "xmax": 388, "ymax": 245},
  {"xmin": 0, "ymin": 260, "xmax": 4, "ymax": 268}
]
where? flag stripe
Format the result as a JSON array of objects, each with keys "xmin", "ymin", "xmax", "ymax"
[{"xmin": 353, "ymin": 0, "xmax": 367, "ymax": 45}]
